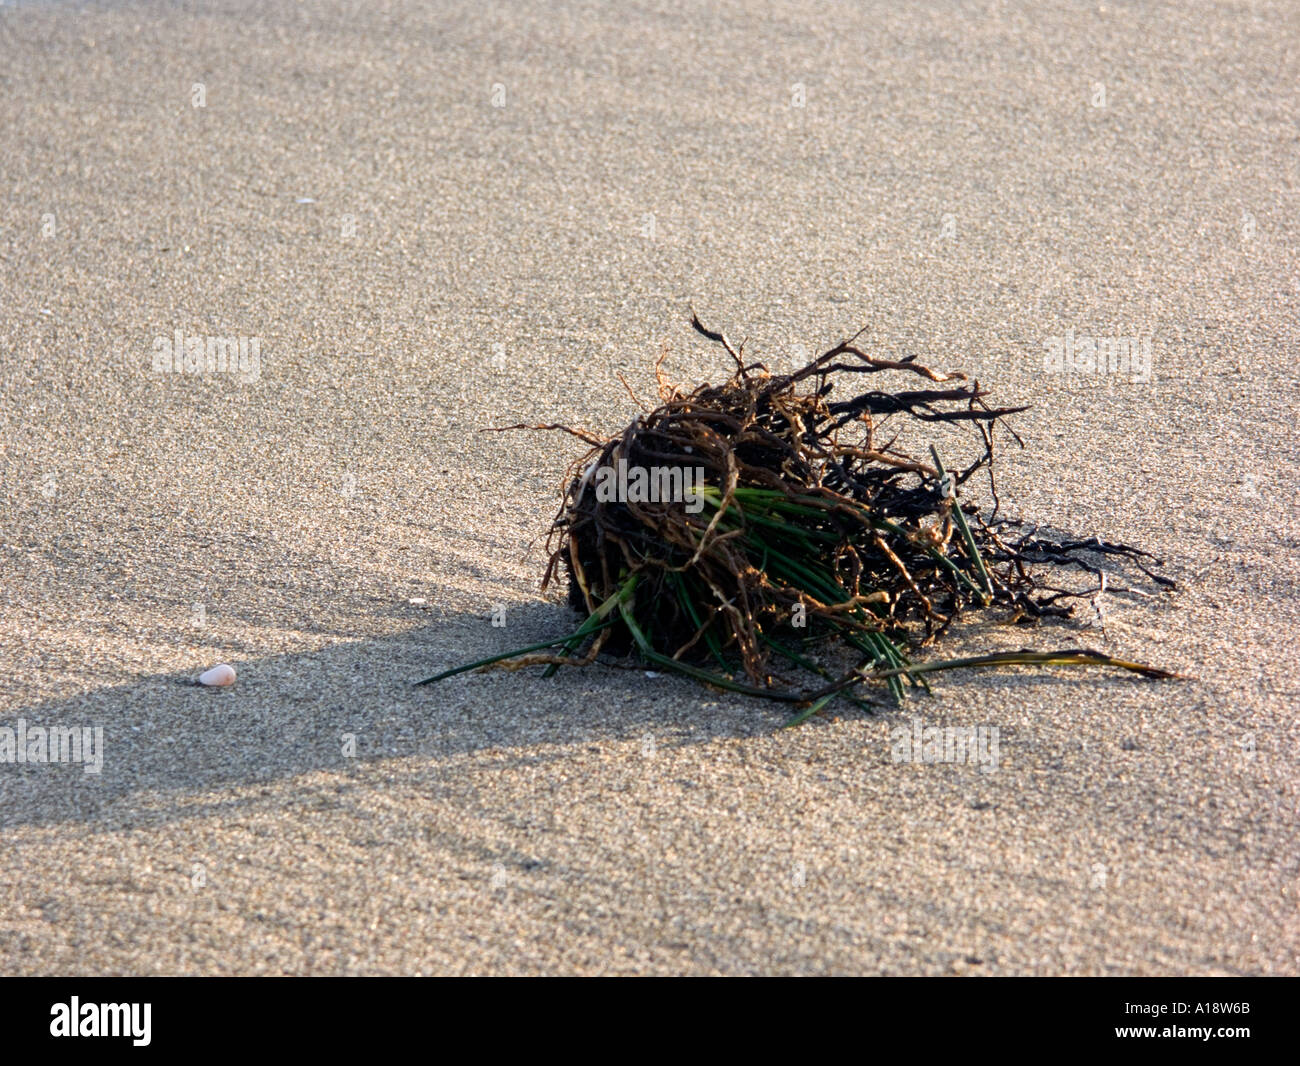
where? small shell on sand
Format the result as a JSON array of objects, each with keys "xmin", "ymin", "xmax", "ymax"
[{"xmin": 199, "ymin": 663, "xmax": 237, "ymax": 687}]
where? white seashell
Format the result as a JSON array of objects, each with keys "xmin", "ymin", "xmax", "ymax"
[{"xmin": 199, "ymin": 663, "xmax": 237, "ymax": 687}]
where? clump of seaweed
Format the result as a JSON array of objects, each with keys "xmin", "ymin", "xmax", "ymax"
[{"xmin": 418, "ymin": 315, "xmax": 1176, "ymax": 724}]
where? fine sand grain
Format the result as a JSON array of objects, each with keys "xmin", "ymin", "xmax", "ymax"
[{"xmin": 1, "ymin": 0, "xmax": 1297, "ymax": 974}]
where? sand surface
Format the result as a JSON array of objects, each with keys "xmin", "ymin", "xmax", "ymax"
[{"xmin": 1, "ymin": 0, "xmax": 1297, "ymax": 974}]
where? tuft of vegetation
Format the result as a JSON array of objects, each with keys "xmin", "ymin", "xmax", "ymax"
[{"xmin": 418, "ymin": 315, "xmax": 1177, "ymax": 725}]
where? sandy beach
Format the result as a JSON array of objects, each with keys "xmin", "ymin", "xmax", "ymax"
[{"xmin": 1, "ymin": 0, "xmax": 1297, "ymax": 974}]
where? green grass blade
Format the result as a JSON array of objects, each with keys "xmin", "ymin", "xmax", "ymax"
[
  {"xmin": 781, "ymin": 691, "xmax": 837, "ymax": 728},
  {"xmin": 865, "ymin": 648, "xmax": 1179, "ymax": 681},
  {"xmin": 762, "ymin": 634, "xmax": 875, "ymax": 712},
  {"xmin": 669, "ymin": 571, "xmax": 728, "ymax": 670},
  {"xmin": 541, "ymin": 575, "xmax": 639, "ymax": 677},
  {"xmin": 617, "ymin": 590, "xmax": 809, "ymax": 702},
  {"xmin": 413, "ymin": 622, "xmax": 612, "ymax": 686},
  {"xmin": 929, "ymin": 445, "xmax": 993, "ymax": 605}
]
